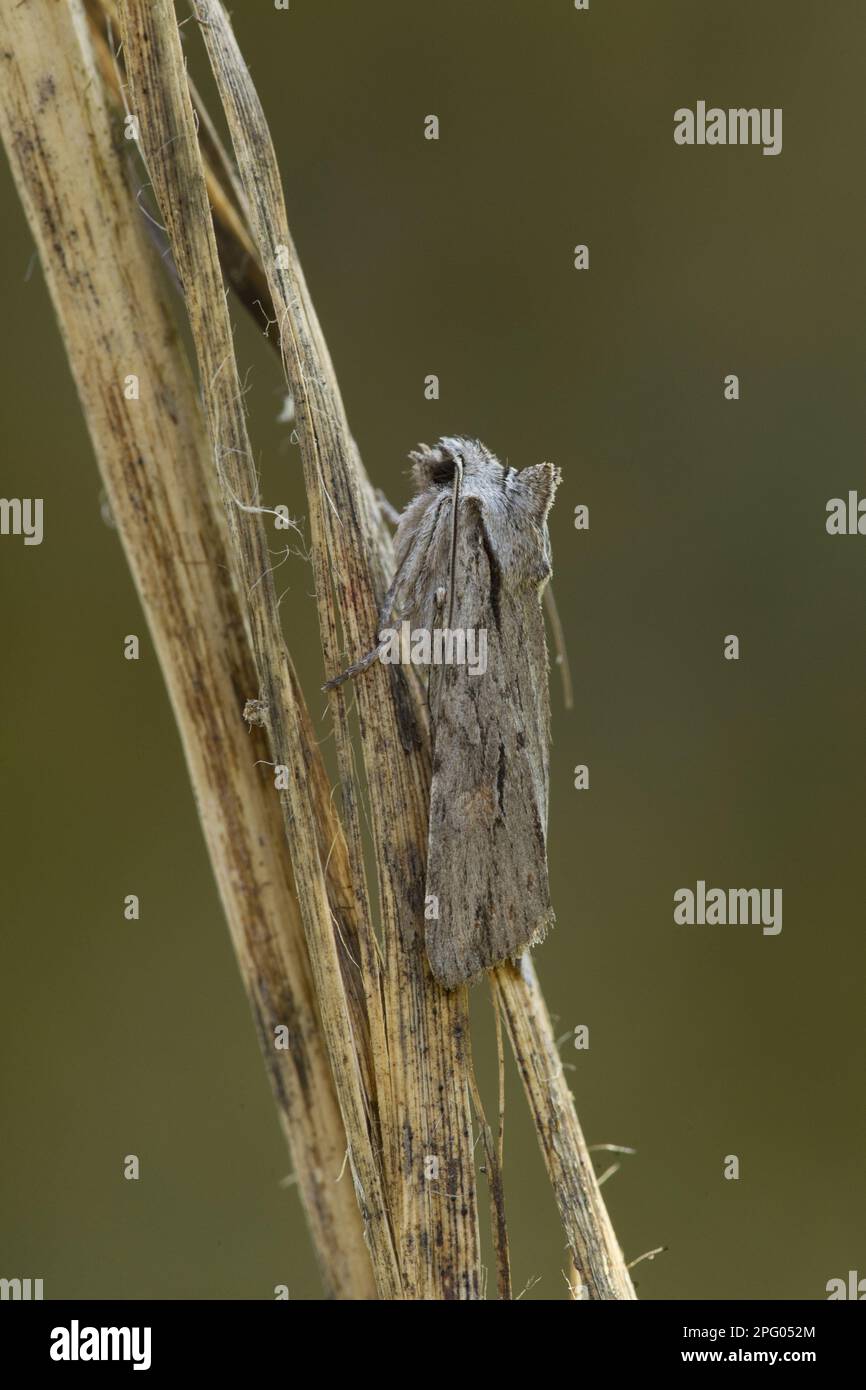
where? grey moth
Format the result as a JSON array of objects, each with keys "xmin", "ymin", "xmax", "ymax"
[{"xmin": 328, "ymin": 436, "xmax": 561, "ymax": 988}]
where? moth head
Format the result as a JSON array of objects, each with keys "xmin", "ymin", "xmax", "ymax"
[{"xmin": 408, "ymin": 436, "xmax": 498, "ymax": 490}]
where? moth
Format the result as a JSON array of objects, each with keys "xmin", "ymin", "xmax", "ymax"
[{"xmin": 327, "ymin": 437, "xmax": 561, "ymax": 988}]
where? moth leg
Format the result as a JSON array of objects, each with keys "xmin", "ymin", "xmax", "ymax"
[
  {"xmin": 374, "ymin": 488, "xmax": 401, "ymax": 528},
  {"xmin": 322, "ymin": 640, "xmax": 386, "ymax": 690},
  {"xmin": 324, "ymin": 489, "xmax": 448, "ymax": 691},
  {"xmin": 321, "ymin": 562, "xmax": 410, "ymax": 691}
]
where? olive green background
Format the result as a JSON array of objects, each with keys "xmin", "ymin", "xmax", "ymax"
[{"xmin": 1, "ymin": 0, "xmax": 864, "ymax": 1300}]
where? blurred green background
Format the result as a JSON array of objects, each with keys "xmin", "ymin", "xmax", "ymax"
[{"xmin": 2, "ymin": 0, "xmax": 864, "ymax": 1300}]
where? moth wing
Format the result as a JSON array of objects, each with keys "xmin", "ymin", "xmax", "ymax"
[{"xmin": 423, "ymin": 501, "xmax": 554, "ymax": 988}]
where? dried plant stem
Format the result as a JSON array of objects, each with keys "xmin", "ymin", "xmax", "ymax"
[
  {"xmin": 467, "ymin": 1061, "xmax": 512, "ymax": 1300},
  {"xmin": 196, "ymin": 0, "xmax": 482, "ymax": 1299},
  {"xmin": 0, "ymin": 0, "xmax": 375, "ymax": 1299},
  {"xmin": 494, "ymin": 960, "xmax": 636, "ymax": 1299},
  {"xmin": 119, "ymin": 0, "xmax": 402, "ymax": 1298}
]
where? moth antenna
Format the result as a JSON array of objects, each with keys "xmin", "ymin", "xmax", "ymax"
[
  {"xmin": 428, "ymin": 455, "xmax": 465, "ymax": 723},
  {"xmin": 543, "ymin": 584, "xmax": 573, "ymax": 711},
  {"xmin": 445, "ymin": 455, "xmax": 464, "ymax": 632}
]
